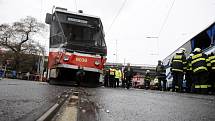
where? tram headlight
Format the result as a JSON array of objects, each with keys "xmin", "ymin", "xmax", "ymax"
[
  {"xmin": 94, "ymin": 60, "xmax": 100, "ymax": 66},
  {"xmin": 63, "ymin": 55, "xmax": 69, "ymax": 61}
]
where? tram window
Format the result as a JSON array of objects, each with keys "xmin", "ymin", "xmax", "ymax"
[
  {"xmin": 50, "ymin": 22, "xmax": 65, "ymax": 47},
  {"xmin": 61, "ymin": 23, "xmax": 104, "ymax": 47}
]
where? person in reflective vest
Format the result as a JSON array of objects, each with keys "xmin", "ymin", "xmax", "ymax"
[
  {"xmin": 208, "ymin": 52, "xmax": 215, "ymax": 94},
  {"xmin": 170, "ymin": 48, "xmax": 187, "ymax": 92},
  {"xmin": 109, "ymin": 66, "xmax": 116, "ymax": 88},
  {"xmin": 156, "ymin": 60, "xmax": 166, "ymax": 91},
  {"xmin": 191, "ymin": 48, "xmax": 210, "ymax": 94},
  {"xmin": 115, "ymin": 67, "xmax": 122, "ymax": 88},
  {"xmin": 185, "ymin": 53, "xmax": 193, "ymax": 93}
]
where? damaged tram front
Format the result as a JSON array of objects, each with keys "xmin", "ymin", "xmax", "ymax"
[{"xmin": 45, "ymin": 7, "xmax": 107, "ymax": 86}]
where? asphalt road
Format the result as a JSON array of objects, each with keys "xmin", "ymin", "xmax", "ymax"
[
  {"xmin": 0, "ymin": 79, "xmax": 73, "ymax": 121},
  {"xmin": 78, "ymin": 87, "xmax": 215, "ymax": 121}
]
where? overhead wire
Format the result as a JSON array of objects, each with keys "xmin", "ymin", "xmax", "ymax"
[
  {"xmin": 107, "ymin": 0, "xmax": 128, "ymax": 35},
  {"xmin": 158, "ymin": 0, "xmax": 176, "ymax": 37},
  {"xmin": 155, "ymin": 0, "xmax": 176, "ymax": 56}
]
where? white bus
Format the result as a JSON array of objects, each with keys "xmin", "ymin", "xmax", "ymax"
[{"xmin": 163, "ymin": 21, "xmax": 215, "ymax": 90}]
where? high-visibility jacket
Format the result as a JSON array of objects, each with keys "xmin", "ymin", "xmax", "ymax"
[
  {"xmin": 191, "ymin": 52, "xmax": 210, "ymax": 73},
  {"xmin": 171, "ymin": 53, "xmax": 187, "ymax": 73},
  {"xmin": 186, "ymin": 56, "xmax": 192, "ymax": 72},
  {"xmin": 208, "ymin": 55, "xmax": 215, "ymax": 71},
  {"xmin": 109, "ymin": 68, "xmax": 115, "ymax": 76},
  {"xmin": 115, "ymin": 69, "xmax": 122, "ymax": 79}
]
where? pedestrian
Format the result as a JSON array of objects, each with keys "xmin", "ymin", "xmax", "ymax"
[
  {"xmin": 26, "ymin": 72, "xmax": 30, "ymax": 80},
  {"xmin": 12, "ymin": 70, "xmax": 16, "ymax": 79},
  {"xmin": 124, "ymin": 63, "xmax": 134, "ymax": 89},
  {"xmin": 115, "ymin": 67, "xmax": 122, "ymax": 88},
  {"xmin": 170, "ymin": 48, "xmax": 187, "ymax": 92},
  {"xmin": 208, "ymin": 52, "xmax": 215, "ymax": 94},
  {"xmin": 104, "ymin": 69, "xmax": 109, "ymax": 87},
  {"xmin": 144, "ymin": 70, "xmax": 151, "ymax": 90},
  {"xmin": 121, "ymin": 71, "xmax": 126, "ymax": 88},
  {"xmin": 191, "ymin": 48, "xmax": 210, "ymax": 94},
  {"xmin": 76, "ymin": 66, "xmax": 85, "ymax": 86},
  {"xmin": 109, "ymin": 66, "xmax": 116, "ymax": 88},
  {"xmin": 0, "ymin": 68, "xmax": 3, "ymax": 80},
  {"xmin": 156, "ymin": 60, "xmax": 166, "ymax": 91},
  {"xmin": 185, "ymin": 53, "xmax": 193, "ymax": 93}
]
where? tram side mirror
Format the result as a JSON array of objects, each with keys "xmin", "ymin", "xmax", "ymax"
[{"xmin": 45, "ymin": 13, "xmax": 52, "ymax": 24}]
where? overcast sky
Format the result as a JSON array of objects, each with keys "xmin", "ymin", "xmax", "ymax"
[{"xmin": 0, "ymin": 0, "xmax": 215, "ymax": 65}]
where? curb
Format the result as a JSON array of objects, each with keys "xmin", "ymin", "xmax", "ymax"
[
  {"xmin": 36, "ymin": 103, "xmax": 59, "ymax": 121},
  {"xmin": 36, "ymin": 90, "xmax": 72, "ymax": 121},
  {"xmin": 55, "ymin": 91, "xmax": 79, "ymax": 121}
]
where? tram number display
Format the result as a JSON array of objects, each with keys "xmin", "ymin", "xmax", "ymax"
[
  {"xmin": 75, "ymin": 57, "xmax": 88, "ymax": 63},
  {"xmin": 67, "ymin": 17, "xmax": 88, "ymax": 24}
]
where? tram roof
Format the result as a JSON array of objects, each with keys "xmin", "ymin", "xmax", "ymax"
[{"xmin": 55, "ymin": 8, "xmax": 101, "ymax": 20}]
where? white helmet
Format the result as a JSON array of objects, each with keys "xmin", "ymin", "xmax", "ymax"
[
  {"xmin": 189, "ymin": 53, "xmax": 194, "ymax": 57},
  {"xmin": 176, "ymin": 50, "xmax": 183, "ymax": 54},
  {"xmin": 194, "ymin": 48, "xmax": 201, "ymax": 53},
  {"xmin": 180, "ymin": 48, "xmax": 186, "ymax": 53},
  {"xmin": 146, "ymin": 70, "xmax": 150, "ymax": 73}
]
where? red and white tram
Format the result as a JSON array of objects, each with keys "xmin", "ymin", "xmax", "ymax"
[{"xmin": 45, "ymin": 7, "xmax": 107, "ymax": 85}]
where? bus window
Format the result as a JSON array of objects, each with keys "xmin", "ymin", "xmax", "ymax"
[{"xmin": 192, "ymin": 30, "xmax": 211, "ymax": 50}]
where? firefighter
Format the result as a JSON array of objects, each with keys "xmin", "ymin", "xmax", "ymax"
[
  {"xmin": 109, "ymin": 66, "xmax": 116, "ymax": 88},
  {"xmin": 156, "ymin": 60, "xmax": 166, "ymax": 91},
  {"xmin": 191, "ymin": 48, "xmax": 210, "ymax": 94},
  {"xmin": 208, "ymin": 52, "xmax": 215, "ymax": 94},
  {"xmin": 185, "ymin": 53, "xmax": 193, "ymax": 93},
  {"xmin": 170, "ymin": 48, "xmax": 187, "ymax": 92},
  {"xmin": 144, "ymin": 70, "xmax": 151, "ymax": 90},
  {"xmin": 124, "ymin": 63, "xmax": 134, "ymax": 89},
  {"xmin": 115, "ymin": 67, "xmax": 122, "ymax": 88}
]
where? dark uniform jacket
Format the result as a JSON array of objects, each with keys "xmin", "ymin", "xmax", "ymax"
[
  {"xmin": 124, "ymin": 67, "xmax": 133, "ymax": 78},
  {"xmin": 171, "ymin": 53, "xmax": 187, "ymax": 73},
  {"xmin": 186, "ymin": 56, "xmax": 192, "ymax": 72},
  {"xmin": 156, "ymin": 64, "xmax": 166, "ymax": 78},
  {"xmin": 191, "ymin": 52, "xmax": 210, "ymax": 73},
  {"xmin": 145, "ymin": 73, "xmax": 151, "ymax": 81}
]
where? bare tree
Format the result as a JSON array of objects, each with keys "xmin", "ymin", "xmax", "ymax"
[{"xmin": 0, "ymin": 16, "xmax": 46, "ymax": 71}]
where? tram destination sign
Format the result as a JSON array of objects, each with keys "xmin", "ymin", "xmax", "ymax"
[{"xmin": 67, "ymin": 17, "xmax": 88, "ymax": 24}]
